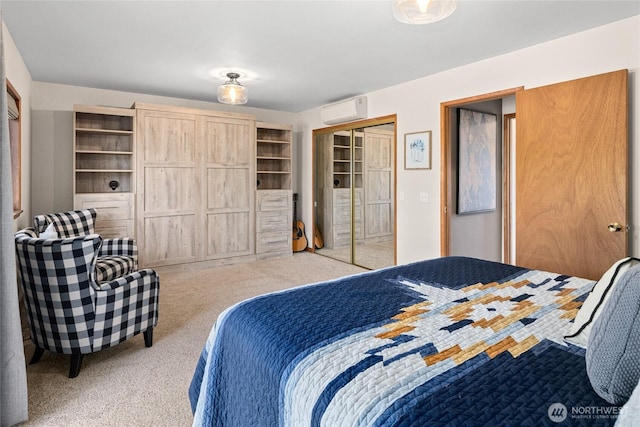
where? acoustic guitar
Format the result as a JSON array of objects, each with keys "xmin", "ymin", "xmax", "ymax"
[
  {"xmin": 292, "ymin": 194, "xmax": 308, "ymax": 252},
  {"xmin": 314, "ymin": 226, "xmax": 324, "ymax": 249}
]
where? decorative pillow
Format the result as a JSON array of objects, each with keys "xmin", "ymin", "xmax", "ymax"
[
  {"xmin": 586, "ymin": 264, "xmax": 640, "ymax": 405},
  {"xmin": 615, "ymin": 377, "xmax": 640, "ymax": 426},
  {"xmin": 39, "ymin": 222, "xmax": 58, "ymax": 239},
  {"xmin": 565, "ymin": 257, "xmax": 640, "ymax": 348}
]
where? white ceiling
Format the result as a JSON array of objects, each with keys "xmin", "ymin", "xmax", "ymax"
[{"xmin": 2, "ymin": 1, "xmax": 639, "ymax": 113}]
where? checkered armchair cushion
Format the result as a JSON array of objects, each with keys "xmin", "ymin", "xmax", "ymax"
[
  {"xmin": 15, "ymin": 228, "xmax": 159, "ymax": 377},
  {"xmin": 34, "ymin": 208, "xmax": 97, "ymax": 237},
  {"xmin": 33, "ymin": 208, "xmax": 138, "ymax": 283}
]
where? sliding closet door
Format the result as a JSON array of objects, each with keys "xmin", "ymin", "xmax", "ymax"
[
  {"xmin": 136, "ymin": 108, "xmax": 200, "ymax": 267},
  {"xmin": 313, "ymin": 118, "xmax": 396, "ymax": 269},
  {"xmin": 199, "ymin": 116, "xmax": 255, "ymax": 260},
  {"xmin": 515, "ymin": 70, "xmax": 628, "ymax": 280}
]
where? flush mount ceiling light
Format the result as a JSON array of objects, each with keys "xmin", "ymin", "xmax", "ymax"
[
  {"xmin": 217, "ymin": 72, "xmax": 248, "ymax": 105},
  {"xmin": 392, "ymin": 0, "xmax": 458, "ymax": 24}
]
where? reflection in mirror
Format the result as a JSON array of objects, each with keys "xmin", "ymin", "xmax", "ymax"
[{"xmin": 313, "ymin": 119, "xmax": 395, "ymax": 270}]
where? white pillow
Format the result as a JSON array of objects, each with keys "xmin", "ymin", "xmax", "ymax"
[
  {"xmin": 39, "ymin": 222, "xmax": 58, "ymax": 239},
  {"xmin": 564, "ymin": 257, "xmax": 640, "ymax": 348}
]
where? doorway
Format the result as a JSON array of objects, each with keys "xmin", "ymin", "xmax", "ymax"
[
  {"xmin": 312, "ymin": 115, "xmax": 397, "ymax": 270},
  {"xmin": 440, "ymin": 88, "xmax": 522, "ymax": 262}
]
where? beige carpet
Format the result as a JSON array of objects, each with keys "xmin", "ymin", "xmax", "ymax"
[{"xmin": 19, "ymin": 252, "xmax": 365, "ymax": 427}]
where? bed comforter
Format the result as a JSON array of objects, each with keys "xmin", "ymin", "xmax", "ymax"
[{"xmin": 189, "ymin": 256, "xmax": 618, "ymax": 426}]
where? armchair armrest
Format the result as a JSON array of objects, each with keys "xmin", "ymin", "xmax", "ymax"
[
  {"xmin": 96, "ymin": 267, "xmax": 155, "ymax": 292},
  {"xmin": 99, "ymin": 237, "xmax": 138, "ymax": 266},
  {"xmin": 92, "ymin": 268, "xmax": 160, "ymax": 351}
]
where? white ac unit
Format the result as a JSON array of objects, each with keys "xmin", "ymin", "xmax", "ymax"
[{"xmin": 320, "ymin": 96, "xmax": 367, "ymax": 125}]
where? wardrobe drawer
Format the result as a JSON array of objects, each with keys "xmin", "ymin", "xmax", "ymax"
[
  {"xmin": 74, "ymin": 193, "xmax": 134, "ymax": 221},
  {"xmin": 333, "ymin": 222, "xmax": 363, "ymax": 246},
  {"xmin": 333, "ymin": 188, "xmax": 363, "ymax": 207},
  {"xmin": 257, "ymin": 210, "xmax": 291, "ymax": 233},
  {"xmin": 95, "ymin": 219, "xmax": 134, "ymax": 239},
  {"xmin": 256, "ymin": 190, "xmax": 291, "ymax": 212},
  {"xmin": 333, "ymin": 205, "xmax": 363, "ymax": 225},
  {"xmin": 256, "ymin": 231, "xmax": 291, "ymax": 254}
]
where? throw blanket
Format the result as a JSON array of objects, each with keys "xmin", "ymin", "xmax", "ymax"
[{"xmin": 190, "ymin": 256, "xmax": 617, "ymax": 426}]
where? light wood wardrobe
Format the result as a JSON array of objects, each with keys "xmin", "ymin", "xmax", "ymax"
[{"xmin": 134, "ymin": 103, "xmax": 256, "ymax": 268}]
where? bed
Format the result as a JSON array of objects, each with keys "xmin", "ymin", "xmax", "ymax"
[{"xmin": 189, "ymin": 256, "xmax": 632, "ymax": 426}]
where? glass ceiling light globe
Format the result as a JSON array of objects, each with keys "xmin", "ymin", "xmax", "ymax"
[
  {"xmin": 217, "ymin": 72, "xmax": 248, "ymax": 105},
  {"xmin": 392, "ymin": 0, "xmax": 458, "ymax": 24}
]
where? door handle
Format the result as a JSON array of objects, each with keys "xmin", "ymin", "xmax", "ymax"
[{"xmin": 608, "ymin": 223, "xmax": 623, "ymax": 232}]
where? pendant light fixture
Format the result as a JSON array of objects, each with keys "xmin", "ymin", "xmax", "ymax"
[
  {"xmin": 392, "ymin": 0, "xmax": 458, "ymax": 24},
  {"xmin": 217, "ymin": 72, "xmax": 248, "ymax": 105}
]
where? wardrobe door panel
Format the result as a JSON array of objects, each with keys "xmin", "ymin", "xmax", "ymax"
[
  {"xmin": 144, "ymin": 167, "xmax": 198, "ymax": 212},
  {"xmin": 143, "ymin": 214, "xmax": 198, "ymax": 266},
  {"xmin": 204, "ymin": 118, "xmax": 253, "ymax": 167},
  {"xmin": 206, "ymin": 212, "xmax": 252, "ymax": 258},
  {"xmin": 142, "ymin": 115, "xmax": 196, "ymax": 164},
  {"xmin": 364, "ymin": 129, "xmax": 394, "ymax": 240},
  {"xmin": 137, "ymin": 109, "xmax": 200, "ymax": 266},
  {"xmin": 206, "ymin": 168, "xmax": 251, "ymax": 211},
  {"xmin": 199, "ymin": 116, "xmax": 255, "ymax": 260}
]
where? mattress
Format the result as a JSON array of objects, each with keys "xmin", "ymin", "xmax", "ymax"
[{"xmin": 189, "ymin": 256, "xmax": 618, "ymax": 426}]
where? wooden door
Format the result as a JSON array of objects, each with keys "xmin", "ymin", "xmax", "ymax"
[
  {"xmin": 198, "ymin": 115, "xmax": 255, "ymax": 260},
  {"xmin": 515, "ymin": 70, "xmax": 628, "ymax": 280},
  {"xmin": 136, "ymin": 109, "xmax": 200, "ymax": 267}
]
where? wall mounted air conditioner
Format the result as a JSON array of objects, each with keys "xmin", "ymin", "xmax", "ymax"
[{"xmin": 320, "ymin": 96, "xmax": 367, "ymax": 125}]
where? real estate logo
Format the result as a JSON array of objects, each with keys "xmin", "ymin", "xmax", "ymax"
[{"xmin": 548, "ymin": 403, "xmax": 568, "ymax": 423}]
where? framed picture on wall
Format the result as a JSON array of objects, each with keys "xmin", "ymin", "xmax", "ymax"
[
  {"xmin": 404, "ymin": 130, "xmax": 431, "ymax": 170},
  {"xmin": 457, "ymin": 109, "xmax": 497, "ymax": 214}
]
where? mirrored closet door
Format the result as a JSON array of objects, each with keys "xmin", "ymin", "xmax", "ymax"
[{"xmin": 313, "ymin": 117, "xmax": 396, "ymax": 269}]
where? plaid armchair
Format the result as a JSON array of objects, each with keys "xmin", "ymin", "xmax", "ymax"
[
  {"xmin": 33, "ymin": 208, "xmax": 137, "ymax": 284},
  {"xmin": 15, "ymin": 228, "xmax": 159, "ymax": 378}
]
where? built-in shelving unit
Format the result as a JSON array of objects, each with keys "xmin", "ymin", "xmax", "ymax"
[
  {"xmin": 74, "ymin": 106, "xmax": 135, "ymax": 194},
  {"xmin": 255, "ymin": 122, "xmax": 293, "ymax": 259},
  {"xmin": 256, "ymin": 122, "xmax": 292, "ymax": 190},
  {"xmin": 73, "ymin": 105, "xmax": 136, "ymax": 238}
]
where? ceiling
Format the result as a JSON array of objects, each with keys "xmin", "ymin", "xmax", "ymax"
[{"xmin": 2, "ymin": 1, "xmax": 639, "ymax": 113}]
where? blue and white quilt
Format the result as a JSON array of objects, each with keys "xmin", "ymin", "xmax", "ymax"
[{"xmin": 189, "ymin": 256, "xmax": 619, "ymax": 426}]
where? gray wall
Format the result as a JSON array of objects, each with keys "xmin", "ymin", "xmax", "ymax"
[
  {"xmin": 31, "ymin": 110, "xmax": 74, "ymax": 216},
  {"xmin": 450, "ymin": 99, "xmax": 503, "ymax": 262}
]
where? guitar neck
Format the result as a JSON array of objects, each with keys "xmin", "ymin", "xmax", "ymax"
[{"xmin": 293, "ymin": 193, "xmax": 298, "ymax": 223}]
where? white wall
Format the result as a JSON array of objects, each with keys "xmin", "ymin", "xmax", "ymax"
[
  {"xmin": 299, "ymin": 16, "xmax": 640, "ymax": 265},
  {"xmin": 3, "ymin": 19, "xmax": 32, "ymax": 229}
]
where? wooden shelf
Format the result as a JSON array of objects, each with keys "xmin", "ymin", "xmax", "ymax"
[
  {"xmin": 76, "ymin": 169, "xmax": 134, "ymax": 173},
  {"xmin": 257, "ymin": 139, "xmax": 290, "ymax": 144},
  {"xmin": 256, "ymin": 123, "xmax": 292, "ymax": 191},
  {"xmin": 74, "ymin": 105, "xmax": 135, "ymax": 197},
  {"xmin": 76, "ymin": 150, "xmax": 133, "ymax": 155},
  {"xmin": 76, "ymin": 128, "xmax": 134, "ymax": 135}
]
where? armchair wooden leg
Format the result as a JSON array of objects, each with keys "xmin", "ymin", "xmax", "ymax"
[
  {"xmin": 29, "ymin": 346, "xmax": 45, "ymax": 365},
  {"xmin": 69, "ymin": 354, "xmax": 83, "ymax": 378},
  {"xmin": 143, "ymin": 327, "xmax": 153, "ymax": 348}
]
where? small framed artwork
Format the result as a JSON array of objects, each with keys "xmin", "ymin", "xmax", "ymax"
[
  {"xmin": 404, "ymin": 130, "xmax": 431, "ymax": 170},
  {"xmin": 457, "ymin": 108, "xmax": 497, "ymax": 214}
]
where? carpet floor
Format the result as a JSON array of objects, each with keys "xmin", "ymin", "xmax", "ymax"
[{"xmin": 19, "ymin": 252, "xmax": 365, "ymax": 427}]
